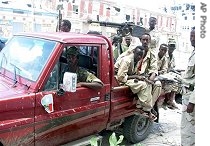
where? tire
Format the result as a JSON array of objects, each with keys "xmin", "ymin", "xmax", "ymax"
[{"xmin": 123, "ymin": 115, "xmax": 153, "ymax": 144}]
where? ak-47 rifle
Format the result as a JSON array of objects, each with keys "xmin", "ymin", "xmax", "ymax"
[{"xmin": 87, "ymin": 20, "xmax": 145, "ymax": 38}]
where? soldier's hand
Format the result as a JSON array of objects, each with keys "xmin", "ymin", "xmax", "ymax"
[
  {"xmin": 187, "ymin": 102, "xmax": 195, "ymax": 113},
  {"xmin": 138, "ymin": 76, "xmax": 145, "ymax": 81},
  {"xmin": 76, "ymin": 83, "xmax": 82, "ymax": 88}
]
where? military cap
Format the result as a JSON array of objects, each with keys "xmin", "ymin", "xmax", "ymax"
[{"xmin": 66, "ymin": 46, "xmax": 79, "ymax": 56}]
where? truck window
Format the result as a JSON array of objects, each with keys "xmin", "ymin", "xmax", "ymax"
[
  {"xmin": 62, "ymin": 45, "xmax": 99, "ymax": 75},
  {"xmin": 43, "ymin": 45, "xmax": 100, "ymax": 91},
  {"xmin": 43, "ymin": 62, "xmax": 59, "ymax": 91}
]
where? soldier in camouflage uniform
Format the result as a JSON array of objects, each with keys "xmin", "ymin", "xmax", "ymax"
[
  {"xmin": 164, "ymin": 39, "xmax": 179, "ymax": 109},
  {"xmin": 146, "ymin": 17, "xmax": 159, "ymax": 51},
  {"xmin": 157, "ymin": 44, "xmax": 168, "ymax": 75},
  {"xmin": 155, "ymin": 44, "xmax": 169, "ymax": 109},
  {"xmin": 116, "ymin": 33, "xmax": 162, "ymax": 109},
  {"xmin": 181, "ymin": 27, "xmax": 195, "ymax": 146},
  {"xmin": 167, "ymin": 39, "xmax": 176, "ymax": 72},
  {"xmin": 62, "ymin": 46, "xmax": 104, "ymax": 89},
  {"xmin": 122, "ymin": 35, "xmax": 132, "ymax": 52},
  {"xmin": 113, "ymin": 35, "xmax": 132, "ymax": 61},
  {"xmin": 138, "ymin": 33, "xmax": 162, "ymax": 112},
  {"xmin": 115, "ymin": 45, "xmax": 157, "ymax": 120}
]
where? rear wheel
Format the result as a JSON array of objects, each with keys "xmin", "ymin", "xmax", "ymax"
[{"xmin": 123, "ymin": 115, "xmax": 153, "ymax": 143}]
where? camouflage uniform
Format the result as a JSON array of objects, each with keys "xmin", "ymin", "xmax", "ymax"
[
  {"xmin": 157, "ymin": 55, "xmax": 168, "ymax": 75},
  {"xmin": 115, "ymin": 45, "xmax": 134, "ymax": 62},
  {"xmin": 113, "ymin": 44, "xmax": 130, "ymax": 60},
  {"xmin": 181, "ymin": 49, "xmax": 195, "ymax": 146},
  {"xmin": 157, "ymin": 54, "xmax": 171, "ymax": 95},
  {"xmin": 146, "ymin": 28, "xmax": 160, "ymax": 51},
  {"xmin": 161, "ymin": 54, "xmax": 178, "ymax": 93},
  {"xmin": 167, "ymin": 53, "xmax": 176, "ymax": 72},
  {"xmin": 113, "ymin": 44, "xmax": 120, "ymax": 60},
  {"xmin": 121, "ymin": 44, "xmax": 130, "ymax": 53},
  {"xmin": 156, "ymin": 53, "xmax": 178, "ymax": 108},
  {"xmin": 113, "ymin": 38, "xmax": 131, "ymax": 61},
  {"xmin": 114, "ymin": 53, "xmax": 152, "ymax": 112},
  {"xmin": 62, "ymin": 66, "xmax": 102, "ymax": 84},
  {"xmin": 138, "ymin": 49, "xmax": 162, "ymax": 108}
]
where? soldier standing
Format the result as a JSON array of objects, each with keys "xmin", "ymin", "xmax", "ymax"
[{"xmin": 181, "ymin": 27, "xmax": 195, "ymax": 146}]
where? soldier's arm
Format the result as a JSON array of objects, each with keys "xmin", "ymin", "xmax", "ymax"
[{"xmin": 148, "ymin": 52, "xmax": 158, "ymax": 81}]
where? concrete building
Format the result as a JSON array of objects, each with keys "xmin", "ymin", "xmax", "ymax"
[{"xmin": 159, "ymin": 1, "xmax": 195, "ymax": 69}]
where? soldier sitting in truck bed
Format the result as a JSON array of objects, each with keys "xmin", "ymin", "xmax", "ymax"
[
  {"xmin": 114, "ymin": 45, "xmax": 157, "ymax": 121},
  {"xmin": 115, "ymin": 33, "xmax": 162, "ymax": 120}
]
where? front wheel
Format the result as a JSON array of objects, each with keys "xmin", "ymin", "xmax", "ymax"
[{"xmin": 123, "ymin": 115, "xmax": 153, "ymax": 144}]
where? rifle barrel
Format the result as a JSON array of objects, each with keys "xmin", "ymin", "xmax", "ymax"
[{"xmin": 87, "ymin": 20, "xmax": 134, "ymax": 28}]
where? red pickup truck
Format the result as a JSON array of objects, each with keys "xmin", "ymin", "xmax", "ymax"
[{"xmin": 0, "ymin": 32, "xmax": 154, "ymax": 146}]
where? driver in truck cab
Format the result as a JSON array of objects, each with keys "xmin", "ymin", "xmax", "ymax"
[{"xmin": 62, "ymin": 46, "xmax": 104, "ymax": 90}]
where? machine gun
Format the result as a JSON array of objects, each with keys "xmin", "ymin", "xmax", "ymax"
[
  {"xmin": 87, "ymin": 20, "xmax": 146, "ymax": 60},
  {"xmin": 87, "ymin": 20, "xmax": 145, "ymax": 38}
]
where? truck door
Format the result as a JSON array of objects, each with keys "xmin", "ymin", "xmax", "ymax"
[{"xmin": 34, "ymin": 44, "xmax": 108, "ymax": 145}]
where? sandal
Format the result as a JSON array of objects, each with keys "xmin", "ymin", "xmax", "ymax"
[
  {"xmin": 148, "ymin": 112, "xmax": 157, "ymax": 121},
  {"xmin": 135, "ymin": 108, "xmax": 157, "ymax": 121}
]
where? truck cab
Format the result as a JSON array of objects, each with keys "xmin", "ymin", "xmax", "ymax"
[{"xmin": 0, "ymin": 32, "xmax": 152, "ymax": 146}]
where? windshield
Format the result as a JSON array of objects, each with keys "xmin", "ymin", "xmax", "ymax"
[{"xmin": 0, "ymin": 36, "xmax": 56, "ymax": 82}]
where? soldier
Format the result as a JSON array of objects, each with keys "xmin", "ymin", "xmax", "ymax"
[
  {"xmin": 167, "ymin": 38, "xmax": 176, "ymax": 72},
  {"xmin": 62, "ymin": 46, "xmax": 104, "ymax": 89},
  {"xmin": 146, "ymin": 17, "xmax": 159, "ymax": 51},
  {"xmin": 117, "ymin": 32, "xmax": 162, "ymax": 119},
  {"xmin": 164, "ymin": 39, "xmax": 179, "ymax": 109},
  {"xmin": 157, "ymin": 44, "xmax": 168, "ymax": 75},
  {"xmin": 113, "ymin": 34, "xmax": 132, "ymax": 61},
  {"xmin": 181, "ymin": 27, "xmax": 195, "ymax": 146},
  {"xmin": 112, "ymin": 36, "xmax": 123, "ymax": 60},
  {"xmin": 122, "ymin": 35, "xmax": 132, "ymax": 52},
  {"xmin": 60, "ymin": 19, "xmax": 71, "ymax": 32},
  {"xmin": 155, "ymin": 44, "xmax": 169, "ymax": 110},
  {"xmin": 115, "ymin": 45, "xmax": 158, "ymax": 121},
  {"xmin": 155, "ymin": 43, "xmax": 179, "ymax": 110}
]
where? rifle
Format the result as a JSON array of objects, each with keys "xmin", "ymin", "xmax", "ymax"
[
  {"xmin": 87, "ymin": 20, "xmax": 146, "ymax": 59},
  {"xmin": 87, "ymin": 20, "xmax": 146, "ymax": 38}
]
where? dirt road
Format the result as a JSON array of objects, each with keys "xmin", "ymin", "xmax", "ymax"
[
  {"xmin": 101, "ymin": 104, "xmax": 182, "ymax": 146},
  {"xmin": 139, "ymin": 104, "xmax": 182, "ymax": 146}
]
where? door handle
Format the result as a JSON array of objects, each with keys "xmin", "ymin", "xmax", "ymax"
[{"xmin": 90, "ymin": 96, "xmax": 100, "ymax": 102}]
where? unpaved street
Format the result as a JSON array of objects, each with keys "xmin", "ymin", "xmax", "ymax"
[
  {"xmin": 101, "ymin": 104, "xmax": 182, "ymax": 146},
  {"xmin": 140, "ymin": 104, "xmax": 182, "ymax": 146}
]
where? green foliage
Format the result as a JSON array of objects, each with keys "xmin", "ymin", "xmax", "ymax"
[
  {"xmin": 90, "ymin": 132, "xmax": 143, "ymax": 146},
  {"xmin": 109, "ymin": 132, "xmax": 124, "ymax": 146},
  {"xmin": 90, "ymin": 136, "xmax": 99, "ymax": 146},
  {"xmin": 90, "ymin": 132, "xmax": 124, "ymax": 146}
]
